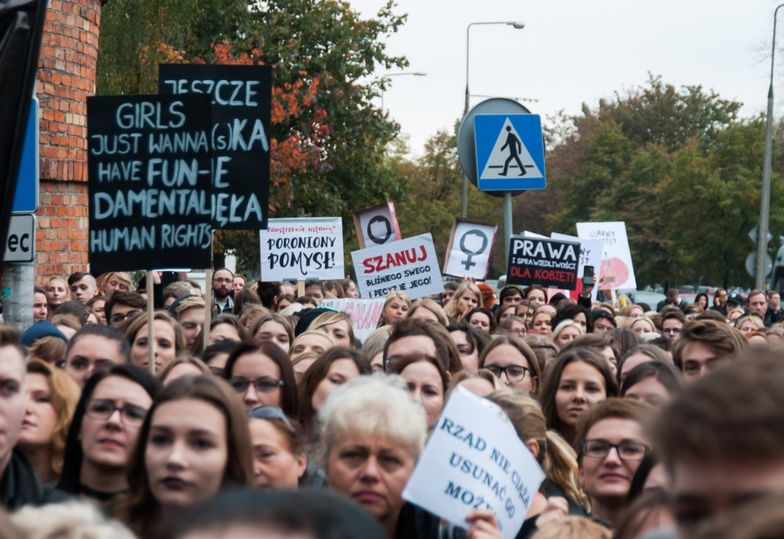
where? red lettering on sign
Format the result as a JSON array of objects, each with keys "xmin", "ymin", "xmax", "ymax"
[{"xmin": 362, "ymin": 245, "xmax": 429, "ymax": 274}]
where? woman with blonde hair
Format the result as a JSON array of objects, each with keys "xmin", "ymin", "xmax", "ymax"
[
  {"xmin": 443, "ymin": 282, "xmax": 482, "ymax": 320},
  {"xmin": 309, "ymin": 311, "xmax": 355, "ymax": 348},
  {"xmin": 406, "ymin": 298, "xmax": 449, "ymax": 327},
  {"xmin": 18, "ymin": 360, "xmax": 80, "ymax": 484},
  {"xmin": 380, "ymin": 291, "xmax": 410, "ymax": 326},
  {"xmin": 488, "ymin": 390, "xmax": 590, "ymax": 520}
]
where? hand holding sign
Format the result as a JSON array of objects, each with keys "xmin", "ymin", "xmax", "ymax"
[{"xmin": 444, "ymin": 220, "xmax": 497, "ymax": 280}]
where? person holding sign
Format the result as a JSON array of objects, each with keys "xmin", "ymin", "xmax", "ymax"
[{"xmin": 320, "ymin": 376, "xmax": 498, "ymax": 538}]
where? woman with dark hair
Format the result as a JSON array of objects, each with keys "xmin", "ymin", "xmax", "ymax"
[
  {"xmin": 479, "ymin": 335, "xmax": 540, "ymax": 394},
  {"xmin": 232, "ymin": 287, "xmax": 262, "ymax": 317},
  {"xmin": 223, "ymin": 340, "xmax": 298, "ymax": 417},
  {"xmin": 207, "ymin": 314, "xmax": 248, "ymax": 345},
  {"xmin": 616, "ymin": 344, "xmax": 672, "ymax": 387},
  {"xmin": 694, "ymin": 293, "xmax": 709, "ymax": 312},
  {"xmin": 551, "ymin": 302, "xmax": 590, "ymax": 332},
  {"xmin": 18, "ymin": 360, "xmax": 80, "ymax": 484},
  {"xmin": 495, "ymin": 303, "xmax": 517, "ymax": 325},
  {"xmin": 298, "ymin": 347, "xmax": 371, "ymax": 435},
  {"xmin": 387, "ymin": 353, "xmax": 450, "ymax": 431},
  {"xmin": 499, "ymin": 285, "xmax": 523, "ymax": 306},
  {"xmin": 465, "ymin": 307, "xmax": 496, "ymax": 334},
  {"xmin": 620, "ymin": 361, "xmax": 682, "ymax": 407},
  {"xmin": 251, "ymin": 313, "xmax": 294, "ymax": 353},
  {"xmin": 57, "ymin": 364, "xmax": 160, "ymax": 505},
  {"xmin": 447, "ymin": 320, "xmax": 486, "ymax": 372},
  {"xmin": 201, "ymin": 339, "xmax": 239, "ymax": 378},
  {"xmin": 114, "ymin": 375, "xmax": 254, "ymax": 536},
  {"xmin": 538, "ymin": 347, "xmax": 618, "ymax": 444}
]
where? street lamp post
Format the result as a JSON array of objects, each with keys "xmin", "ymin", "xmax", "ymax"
[
  {"xmin": 379, "ymin": 71, "xmax": 427, "ymax": 109},
  {"xmin": 461, "ymin": 20, "xmax": 525, "ymax": 218},
  {"xmin": 757, "ymin": 4, "xmax": 784, "ymax": 289}
]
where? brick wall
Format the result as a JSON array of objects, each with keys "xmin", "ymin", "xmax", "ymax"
[{"xmin": 34, "ymin": 0, "xmax": 101, "ymax": 284}]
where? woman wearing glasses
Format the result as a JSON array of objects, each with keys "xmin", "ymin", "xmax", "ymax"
[
  {"xmin": 116, "ymin": 375, "xmax": 254, "ymax": 537},
  {"xmin": 478, "ymin": 335, "xmax": 540, "ymax": 394},
  {"xmin": 248, "ymin": 406, "xmax": 307, "ymax": 489},
  {"xmin": 574, "ymin": 398, "xmax": 650, "ymax": 528},
  {"xmin": 57, "ymin": 365, "xmax": 160, "ymax": 505},
  {"xmin": 222, "ymin": 340, "xmax": 298, "ymax": 417}
]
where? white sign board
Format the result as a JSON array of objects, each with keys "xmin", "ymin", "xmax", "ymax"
[
  {"xmin": 551, "ymin": 232, "xmax": 603, "ymax": 301},
  {"xmin": 260, "ymin": 217, "xmax": 344, "ymax": 281},
  {"xmin": 444, "ymin": 220, "xmax": 497, "ymax": 280},
  {"xmin": 353, "ymin": 202, "xmax": 402, "ymax": 249},
  {"xmin": 3, "ymin": 214, "xmax": 36, "ymax": 263},
  {"xmin": 321, "ymin": 298, "xmax": 385, "ymax": 343},
  {"xmin": 351, "ymin": 233, "xmax": 444, "ymax": 301},
  {"xmin": 576, "ymin": 221, "xmax": 637, "ymax": 291},
  {"xmin": 404, "ymin": 387, "xmax": 544, "ymax": 538}
]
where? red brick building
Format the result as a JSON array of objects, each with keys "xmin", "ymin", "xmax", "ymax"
[{"xmin": 34, "ymin": 0, "xmax": 101, "ymax": 283}]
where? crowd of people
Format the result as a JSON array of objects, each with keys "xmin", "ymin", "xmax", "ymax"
[{"xmin": 0, "ymin": 270, "xmax": 782, "ymax": 538}]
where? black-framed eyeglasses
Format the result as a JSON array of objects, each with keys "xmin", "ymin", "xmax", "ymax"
[
  {"xmin": 485, "ymin": 364, "xmax": 531, "ymax": 382},
  {"xmin": 582, "ymin": 439, "xmax": 649, "ymax": 461},
  {"xmin": 86, "ymin": 398, "xmax": 148, "ymax": 426},
  {"xmin": 230, "ymin": 377, "xmax": 284, "ymax": 394},
  {"xmin": 249, "ymin": 405, "xmax": 295, "ymax": 433},
  {"xmin": 110, "ymin": 310, "xmax": 142, "ymax": 324}
]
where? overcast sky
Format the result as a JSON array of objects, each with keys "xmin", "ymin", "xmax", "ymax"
[{"xmin": 350, "ymin": 0, "xmax": 781, "ymax": 157}]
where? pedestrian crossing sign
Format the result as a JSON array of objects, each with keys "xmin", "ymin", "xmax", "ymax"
[{"xmin": 474, "ymin": 114, "xmax": 546, "ymax": 191}]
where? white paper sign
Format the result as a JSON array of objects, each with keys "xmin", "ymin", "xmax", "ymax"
[
  {"xmin": 354, "ymin": 202, "xmax": 402, "ymax": 248},
  {"xmin": 403, "ymin": 387, "xmax": 545, "ymax": 539},
  {"xmin": 259, "ymin": 217, "xmax": 344, "ymax": 281},
  {"xmin": 551, "ymin": 232, "xmax": 603, "ymax": 301},
  {"xmin": 576, "ymin": 221, "xmax": 637, "ymax": 291},
  {"xmin": 351, "ymin": 233, "xmax": 444, "ymax": 301},
  {"xmin": 321, "ymin": 298, "xmax": 385, "ymax": 342},
  {"xmin": 445, "ymin": 221, "xmax": 497, "ymax": 279}
]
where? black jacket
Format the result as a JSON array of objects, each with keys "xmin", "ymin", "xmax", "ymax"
[{"xmin": 0, "ymin": 449, "xmax": 45, "ymax": 510}]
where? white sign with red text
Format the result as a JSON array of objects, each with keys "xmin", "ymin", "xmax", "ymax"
[
  {"xmin": 351, "ymin": 233, "xmax": 444, "ymax": 300},
  {"xmin": 321, "ymin": 298, "xmax": 385, "ymax": 343}
]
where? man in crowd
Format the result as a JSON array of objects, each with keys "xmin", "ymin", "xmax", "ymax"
[
  {"xmin": 212, "ymin": 268, "xmax": 235, "ymax": 314},
  {"xmin": 768, "ymin": 290, "xmax": 783, "ymax": 322},
  {"xmin": 671, "ymin": 319, "xmax": 747, "ymax": 382},
  {"xmin": 657, "ymin": 288, "xmax": 685, "ymax": 313},
  {"xmin": 105, "ymin": 292, "xmax": 146, "ymax": 328},
  {"xmin": 660, "ymin": 308, "xmax": 685, "ymax": 348},
  {"xmin": 63, "ymin": 325, "xmax": 131, "ymax": 386},
  {"xmin": 0, "ymin": 328, "xmax": 44, "ymax": 507},
  {"xmin": 652, "ymin": 352, "xmax": 784, "ymax": 535},
  {"xmin": 746, "ymin": 289, "xmax": 772, "ymax": 326},
  {"xmin": 67, "ymin": 272, "xmax": 99, "ymax": 305}
]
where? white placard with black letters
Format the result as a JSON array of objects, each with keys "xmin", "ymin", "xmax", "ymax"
[
  {"xmin": 444, "ymin": 220, "xmax": 497, "ymax": 280},
  {"xmin": 353, "ymin": 202, "xmax": 402, "ymax": 249}
]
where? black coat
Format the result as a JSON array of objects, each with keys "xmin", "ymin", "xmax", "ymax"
[{"xmin": 0, "ymin": 449, "xmax": 45, "ymax": 510}]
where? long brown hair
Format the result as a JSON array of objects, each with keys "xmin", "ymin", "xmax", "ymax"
[{"xmin": 115, "ymin": 375, "xmax": 253, "ymax": 536}]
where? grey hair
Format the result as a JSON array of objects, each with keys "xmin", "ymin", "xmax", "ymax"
[
  {"xmin": 13, "ymin": 501, "xmax": 136, "ymax": 539},
  {"xmin": 318, "ymin": 374, "xmax": 427, "ymax": 466}
]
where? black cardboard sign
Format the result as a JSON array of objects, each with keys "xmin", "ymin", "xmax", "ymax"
[
  {"xmin": 506, "ymin": 236, "xmax": 580, "ymax": 290},
  {"xmin": 159, "ymin": 64, "xmax": 271, "ymax": 230},
  {"xmin": 87, "ymin": 94, "xmax": 213, "ymax": 273}
]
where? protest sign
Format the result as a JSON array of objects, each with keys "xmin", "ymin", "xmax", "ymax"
[
  {"xmin": 87, "ymin": 94, "xmax": 213, "ymax": 274},
  {"xmin": 159, "ymin": 64, "xmax": 271, "ymax": 230},
  {"xmin": 506, "ymin": 236, "xmax": 580, "ymax": 290},
  {"xmin": 576, "ymin": 221, "xmax": 637, "ymax": 290},
  {"xmin": 551, "ymin": 231, "xmax": 603, "ymax": 301},
  {"xmin": 403, "ymin": 386, "xmax": 544, "ymax": 539},
  {"xmin": 321, "ymin": 298, "xmax": 385, "ymax": 342},
  {"xmin": 444, "ymin": 219, "xmax": 497, "ymax": 280},
  {"xmin": 353, "ymin": 202, "xmax": 402, "ymax": 248},
  {"xmin": 352, "ymin": 233, "xmax": 444, "ymax": 300},
  {"xmin": 259, "ymin": 218, "xmax": 344, "ymax": 281}
]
